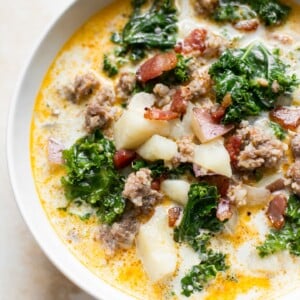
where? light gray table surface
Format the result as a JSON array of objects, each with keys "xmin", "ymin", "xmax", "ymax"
[{"xmin": 0, "ymin": 1, "xmax": 95, "ymax": 299}]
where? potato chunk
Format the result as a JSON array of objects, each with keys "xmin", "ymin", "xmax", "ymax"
[
  {"xmin": 137, "ymin": 135, "xmax": 178, "ymax": 161},
  {"xmin": 136, "ymin": 206, "xmax": 178, "ymax": 282},
  {"xmin": 161, "ymin": 180, "xmax": 190, "ymax": 205},
  {"xmin": 114, "ymin": 93, "xmax": 170, "ymax": 150},
  {"xmin": 193, "ymin": 138, "xmax": 232, "ymax": 177}
]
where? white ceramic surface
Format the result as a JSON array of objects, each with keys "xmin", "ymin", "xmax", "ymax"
[{"xmin": 6, "ymin": 0, "xmax": 300, "ymax": 299}]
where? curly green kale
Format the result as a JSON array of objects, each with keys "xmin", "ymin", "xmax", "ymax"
[
  {"xmin": 212, "ymin": 0, "xmax": 291, "ymax": 26},
  {"xmin": 269, "ymin": 121, "xmax": 287, "ymax": 140},
  {"xmin": 112, "ymin": 0, "xmax": 178, "ymax": 61},
  {"xmin": 61, "ymin": 130, "xmax": 125, "ymax": 224},
  {"xmin": 209, "ymin": 42, "xmax": 298, "ymax": 124},
  {"xmin": 174, "ymin": 183, "xmax": 228, "ymax": 297},
  {"xmin": 132, "ymin": 159, "xmax": 192, "ymax": 179},
  {"xmin": 257, "ymin": 195, "xmax": 300, "ymax": 257},
  {"xmin": 181, "ymin": 250, "xmax": 227, "ymax": 297},
  {"xmin": 103, "ymin": 54, "xmax": 119, "ymax": 77}
]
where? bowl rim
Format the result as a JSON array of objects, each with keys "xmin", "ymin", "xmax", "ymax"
[
  {"xmin": 6, "ymin": 0, "xmax": 300, "ymax": 299},
  {"xmin": 6, "ymin": 1, "xmax": 134, "ymax": 299}
]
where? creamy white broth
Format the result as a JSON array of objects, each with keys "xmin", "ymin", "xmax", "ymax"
[{"xmin": 31, "ymin": 0, "xmax": 300, "ymax": 299}]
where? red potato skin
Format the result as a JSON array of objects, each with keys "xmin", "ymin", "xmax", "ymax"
[
  {"xmin": 137, "ymin": 52, "xmax": 178, "ymax": 83},
  {"xmin": 270, "ymin": 106, "xmax": 300, "ymax": 130},
  {"xmin": 113, "ymin": 150, "xmax": 137, "ymax": 169},
  {"xmin": 144, "ymin": 107, "xmax": 179, "ymax": 120}
]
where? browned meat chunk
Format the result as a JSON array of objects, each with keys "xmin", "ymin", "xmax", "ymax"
[
  {"xmin": 287, "ymin": 161, "xmax": 300, "ymax": 195},
  {"xmin": 173, "ymin": 136, "xmax": 195, "ymax": 165},
  {"xmin": 168, "ymin": 207, "xmax": 182, "ymax": 227},
  {"xmin": 94, "ymin": 85, "xmax": 115, "ymax": 106},
  {"xmin": 234, "ymin": 19, "xmax": 259, "ymax": 31},
  {"xmin": 62, "ymin": 72, "xmax": 100, "ymax": 103},
  {"xmin": 116, "ymin": 72, "xmax": 136, "ymax": 99},
  {"xmin": 97, "ymin": 210, "xmax": 139, "ymax": 256},
  {"xmin": 85, "ymin": 101, "xmax": 112, "ymax": 133},
  {"xmin": 266, "ymin": 178, "xmax": 286, "ymax": 193},
  {"xmin": 291, "ymin": 134, "xmax": 300, "ymax": 158},
  {"xmin": 236, "ymin": 124, "xmax": 287, "ymax": 171},
  {"xmin": 217, "ymin": 198, "xmax": 232, "ymax": 222},
  {"xmin": 266, "ymin": 194, "xmax": 287, "ymax": 230},
  {"xmin": 195, "ymin": 0, "xmax": 218, "ymax": 15},
  {"xmin": 122, "ymin": 168, "xmax": 163, "ymax": 214},
  {"xmin": 47, "ymin": 138, "xmax": 65, "ymax": 164}
]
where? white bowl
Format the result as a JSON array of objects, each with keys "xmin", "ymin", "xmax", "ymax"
[
  {"xmin": 7, "ymin": 1, "xmax": 133, "ymax": 299},
  {"xmin": 6, "ymin": 0, "xmax": 300, "ymax": 299}
]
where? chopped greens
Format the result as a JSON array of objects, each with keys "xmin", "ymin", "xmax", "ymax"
[
  {"xmin": 212, "ymin": 0, "xmax": 291, "ymax": 26},
  {"xmin": 132, "ymin": 159, "xmax": 192, "ymax": 179},
  {"xmin": 103, "ymin": 54, "xmax": 119, "ymax": 77},
  {"xmin": 112, "ymin": 0, "xmax": 178, "ymax": 61},
  {"xmin": 257, "ymin": 195, "xmax": 300, "ymax": 257},
  {"xmin": 61, "ymin": 130, "xmax": 125, "ymax": 224},
  {"xmin": 270, "ymin": 121, "xmax": 287, "ymax": 140},
  {"xmin": 209, "ymin": 42, "xmax": 298, "ymax": 124},
  {"xmin": 174, "ymin": 183, "xmax": 227, "ymax": 297}
]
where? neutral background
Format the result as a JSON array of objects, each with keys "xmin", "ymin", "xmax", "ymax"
[{"xmin": 0, "ymin": 1, "xmax": 94, "ymax": 299}]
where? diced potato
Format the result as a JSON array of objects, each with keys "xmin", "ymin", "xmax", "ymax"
[
  {"xmin": 137, "ymin": 135, "xmax": 178, "ymax": 161},
  {"xmin": 243, "ymin": 185, "xmax": 271, "ymax": 206},
  {"xmin": 114, "ymin": 111, "xmax": 170, "ymax": 150},
  {"xmin": 136, "ymin": 206, "xmax": 178, "ymax": 282},
  {"xmin": 127, "ymin": 92, "xmax": 156, "ymax": 112},
  {"xmin": 169, "ymin": 103, "xmax": 195, "ymax": 139},
  {"xmin": 161, "ymin": 180, "xmax": 190, "ymax": 205},
  {"xmin": 193, "ymin": 138, "xmax": 232, "ymax": 177}
]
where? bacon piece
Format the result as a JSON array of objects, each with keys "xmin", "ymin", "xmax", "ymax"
[
  {"xmin": 211, "ymin": 106, "xmax": 226, "ymax": 123},
  {"xmin": 144, "ymin": 107, "xmax": 179, "ymax": 120},
  {"xmin": 168, "ymin": 207, "xmax": 182, "ymax": 227},
  {"xmin": 170, "ymin": 89, "xmax": 188, "ymax": 115},
  {"xmin": 151, "ymin": 179, "xmax": 161, "ymax": 191},
  {"xmin": 266, "ymin": 178, "xmax": 286, "ymax": 193},
  {"xmin": 202, "ymin": 175, "xmax": 230, "ymax": 197},
  {"xmin": 225, "ymin": 136, "xmax": 242, "ymax": 168},
  {"xmin": 192, "ymin": 108, "xmax": 234, "ymax": 143},
  {"xmin": 266, "ymin": 194, "xmax": 287, "ymax": 230},
  {"xmin": 113, "ymin": 150, "xmax": 137, "ymax": 169},
  {"xmin": 137, "ymin": 52, "xmax": 178, "ymax": 83},
  {"xmin": 175, "ymin": 29, "xmax": 207, "ymax": 54},
  {"xmin": 234, "ymin": 19, "xmax": 259, "ymax": 31},
  {"xmin": 270, "ymin": 106, "xmax": 300, "ymax": 130},
  {"xmin": 48, "ymin": 138, "xmax": 65, "ymax": 164},
  {"xmin": 217, "ymin": 198, "xmax": 232, "ymax": 222}
]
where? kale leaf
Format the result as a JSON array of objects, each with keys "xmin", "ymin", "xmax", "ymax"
[
  {"xmin": 132, "ymin": 159, "xmax": 192, "ymax": 179},
  {"xmin": 181, "ymin": 250, "xmax": 227, "ymax": 297},
  {"xmin": 209, "ymin": 42, "xmax": 298, "ymax": 124},
  {"xmin": 103, "ymin": 54, "xmax": 119, "ymax": 77},
  {"xmin": 61, "ymin": 130, "xmax": 125, "ymax": 224},
  {"xmin": 113, "ymin": 0, "xmax": 178, "ymax": 61},
  {"xmin": 269, "ymin": 121, "xmax": 287, "ymax": 140},
  {"xmin": 257, "ymin": 195, "xmax": 300, "ymax": 257},
  {"xmin": 174, "ymin": 183, "xmax": 228, "ymax": 297},
  {"xmin": 212, "ymin": 0, "xmax": 291, "ymax": 26}
]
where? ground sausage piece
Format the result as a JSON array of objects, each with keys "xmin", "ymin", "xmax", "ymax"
[
  {"xmin": 291, "ymin": 134, "xmax": 300, "ymax": 158},
  {"xmin": 94, "ymin": 85, "xmax": 115, "ymax": 106},
  {"xmin": 173, "ymin": 136, "xmax": 195, "ymax": 165},
  {"xmin": 236, "ymin": 124, "xmax": 287, "ymax": 171},
  {"xmin": 217, "ymin": 198, "xmax": 232, "ymax": 222},
  {"xmin": 122, "ymin": 168, "xmax": 163, "ymax": 214},
  {"xmin": 116, "ymin": 72, "xmax": 136, "ymax": 99},
  {"xmin": 195, "ymin": 0, "xmax": 218, "ymax": 15},
  {"xmin": 287, "ymin": 161, "xmax": 300, "ymax": 196},
  {"xmin": 266, "ymin": 194, "xmax": 287, "ymax": 230},
  {"xmin": 168, "ymin": 207, "xmax": 182, "ymax": 227},
  {"xmin": 97, "ymin": 210, "xmax": 139, "ymax": 256},
  {"xmin": 85, "ymin": 101, "xmax": 112, "ymax": 133}
]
